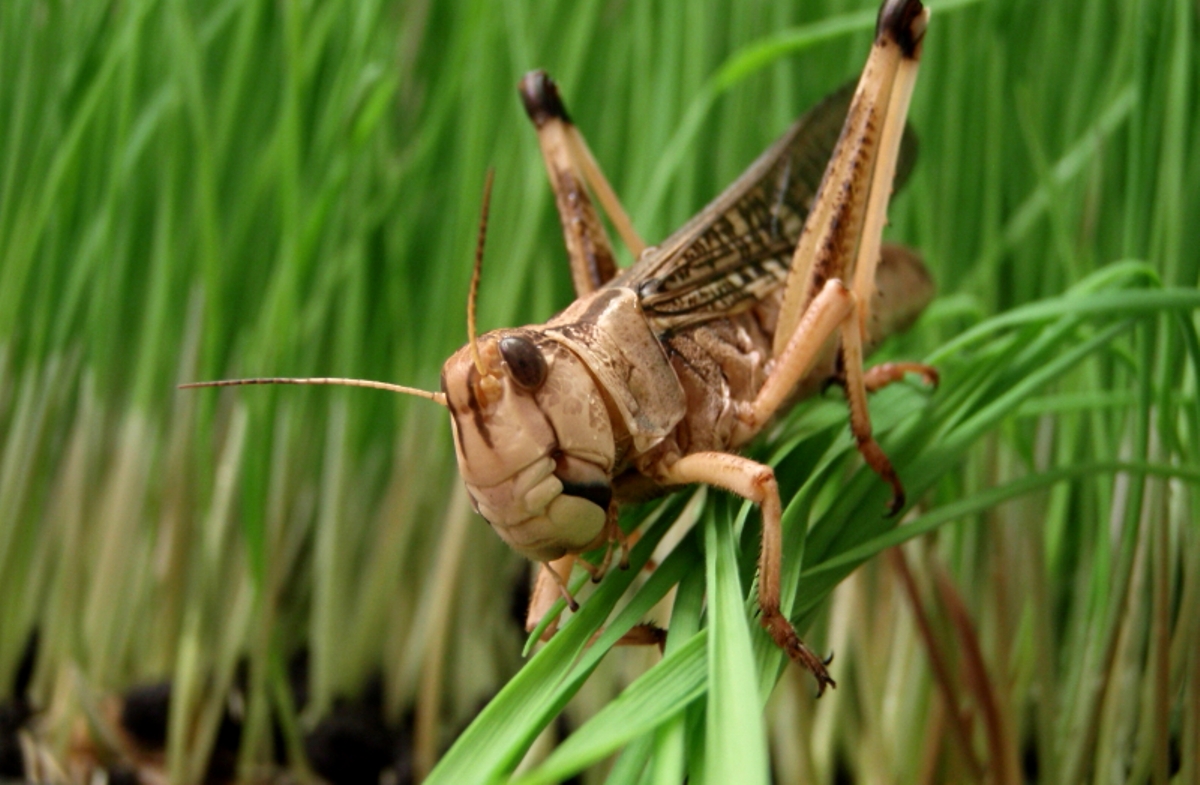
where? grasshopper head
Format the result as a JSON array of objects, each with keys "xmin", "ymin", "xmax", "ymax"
[{"xmin": 441, "ymin": 329, "xmax": 616, "ymax": 562}]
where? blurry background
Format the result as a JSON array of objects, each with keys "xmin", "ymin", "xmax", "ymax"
[{"xmin": 1, "ymin": 0, "xmax": 1197, "ymax": 783}]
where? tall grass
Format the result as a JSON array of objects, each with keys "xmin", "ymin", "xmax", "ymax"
[{"xmin": 0, "ymin": 0, "xmax": 1196, "ymax": 782}]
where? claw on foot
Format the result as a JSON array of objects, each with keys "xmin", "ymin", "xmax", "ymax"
[
  {"xmin": 577, "ymin": 558, "xmax": 605, "ymax": 584},
  {"xmin": 762, "ymin": 610, "xmax": 838, "ymax": 696}
]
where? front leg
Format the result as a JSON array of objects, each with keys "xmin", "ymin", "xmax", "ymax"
[
  {"xmin": 660, "ymin": 452, "xmax": 835, "ymax": 694},
  {"xmin": 526, "ymin": 555, "xmax": 578, "ymax": 639},
  {"xmin": 525, "ymin": 551, "xmax": 666, "ymax": 650},
  {"xmin": 522, "ymin": 503, "xmax": 629, "ymax": 641}
]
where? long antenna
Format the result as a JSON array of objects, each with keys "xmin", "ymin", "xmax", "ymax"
[
  {"xmin": 467, "ymin": 168, "xmax": 496, "ymax": 375},
  {"xmin": 179, "ymin": 377, "xmax": 447, "ymax": 406}
]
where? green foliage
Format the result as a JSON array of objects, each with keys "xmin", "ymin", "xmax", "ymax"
[{"xmin": 0, "ymin": 0, "xmax": 1196, "ymax": 782}]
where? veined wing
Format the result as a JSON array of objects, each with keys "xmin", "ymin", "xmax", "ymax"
[{"xmin": 613, "ymin": 83, "xmax": 916, "ymax": 333}]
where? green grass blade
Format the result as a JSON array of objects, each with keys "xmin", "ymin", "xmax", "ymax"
[{"xmin": 702, "ymin": 503, "xmax": 769, "ymax": 785}]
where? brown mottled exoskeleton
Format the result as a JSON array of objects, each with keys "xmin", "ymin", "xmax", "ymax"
[{"xmin": 184, "ymin": 0, "xmax": 936, "ymax": 693}]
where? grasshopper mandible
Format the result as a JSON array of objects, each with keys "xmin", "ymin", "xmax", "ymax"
[{"xmin": 184, "ymin": 0, "xmax": 935, "ymax": 693}]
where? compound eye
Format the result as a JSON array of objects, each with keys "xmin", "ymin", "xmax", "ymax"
[{"xmin": 499, "ymin": 336, "xmax": 548, "ymax": 391}]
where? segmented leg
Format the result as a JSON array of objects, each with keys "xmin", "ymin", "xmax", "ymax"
[
  {"xmin": 519, "ymin": 71, "xmax": 645, "ymax": 296},
  {"xmin": 863, "ymin": 361, "xmax": 939, "ymax": 392},
  {"xmin": 526, "ymin": 553, "xmax": 666, "ymax": 649},
  {"xmin": 834, "ymin": 7, "xmax": 928, "ymax": 513},
  {"xmin": 776, "ymin": 0, "xmax": 926, "ymax": 344},
  {"xmin": 823, "ymin": 360, "xmax": 938, "ymax": 398},
  {"xmin": 762, "ymin": 0, "xmax": 928, "ymax": 512},
  {"xmin": 526, "ymin": 502, "xmax": 625, "ymax": 639},
  {"xmin": 543, "ymin": 556, "xmax": 579, "ymax": 613},
  {"xmin": 851, "ymin": 14, "xmax": 926, "ymax": 340},
  {"xmin": 591, "ymin": 623, "xmax": 667, "ymax": 652},
  {"xmin": 660, "ymin": 452, "xmax": 835, "ymax": 694},
  {"xmin": 526, "ymin": 556, "xmax": 574, "ymax": 640},
  {"xmin": 840, "ymin": 308, "xmax": 905, "ymax": 514}
]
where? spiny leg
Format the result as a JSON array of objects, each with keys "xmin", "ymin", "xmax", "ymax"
[
  {"xmin": 763, "ymin": 0, "xmax": 928, "ymax": 508},
  {"xmin": 597, "ymin": 623, "xmax": 666, "ymax": 651},
  {"xmin": 660, "ymin": 452, "xmax": 835, "ymax": 694},
  {"xmin": 840, "ymin": 312, "xmax": 905, "ymax": 514},
  {"xmin": 821, "ymin": 241, "xmax": 938, "ymax": 394},
  {"xmin": 774, "ymin": 0, "xmax": 928, "ymax": 353},
  {"xmin": 519, "ymin": 71, "xmax": 616, "ymax": 295},
  {"xmin": 863, "ymin": 243, "xmax": 937, "ymax": 383},
  {"xmin": 746, "ymin": 278, "xmax": 906, "ymax": 514},
  {"xmin": 839, "ymin": 2, "xmax": 928, "ymax": 515},
  {"xmin": 851, "ymin": 5, "xmax": 927, "ymax": 339},
  {"xmin": 519, "ymin": 71, "xmax": 645, "ymax": 295}
]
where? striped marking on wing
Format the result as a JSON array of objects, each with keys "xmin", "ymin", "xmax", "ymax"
[{"xmin": 615, "ymin": 82, "xmax": 917, "ymax": 335}]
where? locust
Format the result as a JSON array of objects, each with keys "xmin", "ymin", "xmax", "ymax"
[{"xmin": 184, "ymin": 0, "xmax": 936, "ymax": 693}]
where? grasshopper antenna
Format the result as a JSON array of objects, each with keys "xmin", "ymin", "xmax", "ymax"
[
  {"xmin": 180, "ymin": 173, "xmax": 498, "ymax": 403},
  {"xmin": 467, "ymin": 168, "xmax": 496, "ymax": 375},
  {"xmin": 179, "ymin": 377, "xmax": 447, "ymax": 406}
]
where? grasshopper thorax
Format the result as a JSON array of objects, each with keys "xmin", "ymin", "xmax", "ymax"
[{"xmin": 441, "ymin": 329, "xmax": 617, "ymax": 561}]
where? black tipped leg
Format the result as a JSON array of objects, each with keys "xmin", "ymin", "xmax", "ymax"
[
  {"xmin": 876, "ymin": 0, "xmax": 927, "ymax": 58},
  {"xmin": 518, "ymin": 70, "xmax": 571, "ymax": 127}
]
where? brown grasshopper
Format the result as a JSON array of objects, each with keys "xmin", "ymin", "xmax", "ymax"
[{"xmin": 184, "ymin": 0, "xmax": 936, "ymax": 693}]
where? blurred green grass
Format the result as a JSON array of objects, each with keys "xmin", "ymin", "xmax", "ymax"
[{"xmin": 1, "ymin": 0, "xmax": 1197, "ymax": 782}]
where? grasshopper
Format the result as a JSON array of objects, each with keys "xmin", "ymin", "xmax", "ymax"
[{"xmin": 184, "ymin": 0, "xmax": 935, "ymax": 693}]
